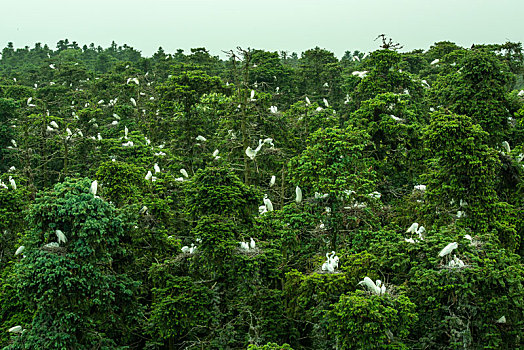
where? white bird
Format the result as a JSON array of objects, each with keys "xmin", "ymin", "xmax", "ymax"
[
  {"xmin": 249, "ymin": 238, "xmax": 256, "ymax": 250},
  {"xmin": 295, "ymin": 186, "xmax": 303, "ymax": 204},
  {"xmin": 352, "ymin": 70, "xmax": 368, "ymax": 79},
  {"xmin": 269, "ymin": 106, "xmax": 278, "ymax": 114},
  {"xmin": 50, "ymin": 121, "xmax": 59, "ymax": 129},
  {"xmin": 212, "ymin": 149, "xmax": 220, "ymax": 159},
  {"xmin": 263, "ymin": 195, "xmax": 274, "ymax": 212},
  {"xmin": 496, "ymin": 316, "xmax": 506, "ymax": 324},
  {"xmin": 358, "ymin": 277, "xmax": 381, "ymax": 295},
  {"xmin": 145, "ymin": 171, "xmax": 152, "ymax": 181},
  {"xmin": 27, "ymin": 97, "xmax": 32, "ymax": 105},
  {"xmin": 464, "ymin": 234, "xmax": 472, "ymax": 241},
  {"xmin": 9, "ymin": 176, "xmax": 16, "ymax": 190},
  {"xmin": 56, "ymin": 230, "xmax": 67, "ymax": 244},
  {"xmin": 405, "ymin": 238, "xmax": 416, "ymax": 243},
  {"xmin": 124, "ymin": 126, "xmax": 128, "ymax": 139},
  {"xmin": 10, "ymin": 139, "xmax": 17, "ymax": 148},
  {"xmin": 15, "ymin": 246, "xmax": 24, "ymax": 256},
  {"xmin": 390, "ymin": 115, "xmax": 405, "ymax": 123},
  {"xmin": 263, "ymin": 138, "xmax": 274, "ymax": 147},
  {"xmin": 189, "ymin": 243, "xmax": 197, "ymax": 254},
  {"xmin": 139, "ymin": 206, "xmax": 148, "ymax": 214},
  {"xmin": 406, "ymin": 223, "xmax": 420, "ymax": 234},
  {"xmin": 518, "ymin": 90, "xmax": 524, "ymax": 97},
  {"xmin": 49, "ymin": 64, "xmax": 56, "ymax": 69},
  {"xmin": 111, "ymin": 121, "xmax": 119, "ymax": 125},
  {"xmin": 240, "ymin": 241, "xmax": 249, "ymax": 251},
  {"xmin": 414, "ymin": 184, "xmax": 426, "ymax": 191},
  {"xmin": 353, "ymin": 55, "xmax": 360, "ymax": 62},
  {"xmin": 98, "ymin": 99, "xmax": 104, "ymax": 105},
  {"xmin": 46, "ymin": 125, "xmax": 54, "ymax": 132},
  {"xmin": 305, "ymin": 96, "xmax": 311, "ymax": 105},
  {"xmin": 130, "ymin": 97, "xmax": 137, "ymax": 107},
  {"xmin": 368, "ymin": 191, "xmax": 381, "ymax": 199},
  {"xmin": 8, "ymin": 326, "xmax": 23, "ymax": 333},
  {"xmin": 97, "ymin": 133, "xmax": 102, "ymax": 141},
  {"xmin": 181, "ymin": 245, "xmax": 190, "ymax": 253},
  {"xmin": 180, "ymin": 169, "xmax": 189, "ymax": 178},
  {"xmin": 122, "ymin": 141, "xmax": 134, "ymax": 147},
  {"xmin": 430, "ymin": 59, "xmax": 440, "ymax": 65},
  {"xmin": 196, "ymin": 135, "xmax": 207, "ymax": 142},
  {"xmin": 90, "ymin": 180, "xmax": 98, "ymax": 196},
  {"xmin": 269, "ymin": 175, "xmax": 276, "ymax": 187},
  {"xmin": 154, "ymin": 163, "xmax": 160, "ymax": 174},
  {"xmin": 250, "ymin": 90, "xmax": 255, "ymax": 100},
  {"xmin": 502, "ymin": 141, "xmax": 511, "ymax": 154},
  {"xmin": 323, "ymin": 98, "xmax": 329, "ymax": 107},
  {"xmin": 245, "ymin": 139, "xmax": 264, "ymax": 160},
  {"xmin": 66, "ymin": 128, "xmax": 72, "ymax": 137},
  {"xmin": 439, "ymin": 242, "xmax": 458, "ymax": 257}
]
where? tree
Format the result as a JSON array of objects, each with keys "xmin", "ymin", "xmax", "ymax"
[{"xmin": 4, "ymin": 177, "xmax": 142, "ymax": 349}]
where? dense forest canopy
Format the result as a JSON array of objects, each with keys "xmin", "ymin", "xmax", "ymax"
[{"xmin": 0, "ymin": 37, "xmax": 523, "ymax": 349}]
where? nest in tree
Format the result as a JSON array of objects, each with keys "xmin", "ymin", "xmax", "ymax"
[{"xmin": 40, "ymin": 244, "xmax": 67, "ymax": 256}]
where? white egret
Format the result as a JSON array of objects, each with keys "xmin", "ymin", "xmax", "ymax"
[
  {"xmin": 212, "ymin": 149, "xmax": 220, "ymax": 159},
  {"xmin": 295, "ymin": 186, "xmax": 303, "ymax": 204},
  {"xmin": 139, "ymin": 206, "xmax": 148, "ymax": 214},
  {"xmin": 56, "ymin": 230, "xmax": 67, "ymax": 244},
  {"xmin": 315, "ymin": 107, "xmax": 323, "ymax": 112},
  {"xmin": 46, "ymin": 125, "xmax": 54, "ymax": 132},
  {"xmin": 181, "ymin": 245, "xmax": 190, "ymax": 253},
  {"xmin": 8, "ymin": 326, "xmax": 23, "ymax": 333},
  {"xmin": 323, "ymin": 98, "xmax": 329, "ymax": 107},
  {"xmin": 10, "ymin": 139, "xmax": 17, "ymax": 148},
  {"xmin": 0, "ymin": 180, "xmax": 7, "ymax": 189},
  {"xmin": 439, "ymin": 242, "xmax": 458, "ymax": 257},
  {"xmin": 269, "ymin": 106, "xmax": 278, "ymax": 114},
  {"xmin": 145, "ymin": 171, "xmax": 153, "ymax": 181},
  {"xmin": 250, "ymin": 237, "xmax": 256, "ymax": 249},
  {"xmin": 314, "ymin": 192, "xmax": 329, "ymax": 199},
  {"xmin": 180, "ymin": 169, "xmax": 189, "ymax": 178},
  {"xmin": 258, "ymin": 205, "xmax": 267, "ymax": 215},
  {"xmin": 66, "ymin": 128, "xmax": 72, "ymax": 137},
  {"xmin": 97, "ymin": 133, "xmax": 102, "ymax": 141},
  {"xmin": 50, "ymin": 121, "xmax": 59, "ymax": 129},
  {"xmin": 496, "ymin": 316, "xmax": 506, "ymax": 323},
  {"xmin": 98, "ymin": 99, "xmax": 104, "ymax": 105},
  {"xmin": 196, "ymin": 135, "xmax": 207, "ymax": 142},
  {"xmin": 250, "ymin": 90, "xmax": 255, "ymax": 100},
  {"xmin": 353, "ymin": 55, "xmax": 360, "ymax": 62},
  {"xmin": 305, "ymin": 96, "xmax": 311, "ymax": 105},
  {"xmin": 122, "ymin": 141, "xmax": 134, "ymax": 147},
  {"xmin": 154, "ymin": 163, "xmax": 161, "ymax": 174},
  {"xmin": 269, "ymin": 175, "xmax": 276, "ymax": 187},
  {"xmin": 245, "ymin": 139, "xmax": 263, "ymax": 160},
  {"xmin": 263, "ymin": 195, "xmax": 274, "ymax": 212},
  {"xmin": 189, "ymin": 243, "xmax": 197, "ymax": 254},
  {"xmin": 502, "ymin": 141, "xmax": 511, "ymax": 154},
  {"xmin": 90, "ymin": 180, "xmax": 98, "ymax": 196},
  {"xmin": 124, "ymin": 126, "xmax": 128, "ymax": 139},
  {"xmin": 240, "ymin": 241, "xmax": 249, "ymax": 251},
  {"xmin": 8, "ymin": 166, "xmax": 15, "ymax": 172},
  {"xmin": 414, "ymin": 184, "xmax": 426, "ymax": 191},
  {"xmin": 358, "ymin": 277, "xmax": 381, "ymax": 295},
  {"xmin": 368, "ymin": 191, "xmax": 381, "ymax": 199},
  {"xmin": 9, "ymin": 176, "xmax": 16, "ymax": 190},
  {"xmin": 390, "ymin": 115, "xmax": 405, "ymax": 123},
  {"xmin": 263, "ymin": 138, "xmax": 274, "ymax": 148},
  {"xmin": 352, "ymin": 71, "xmax": 368, "ymax": 79},
  {"xmin": 15, "ymin": 246, "xmax": 24, "ymax": 256},
  {"xmin": 49, "ymin": 64, "xmax": 56, "ymax": 69},
  {"xmin": 405, "ymin": 238, "xmax": 416, "ymax": 244},
  {"xmin": 130, "ymin": 97, "xmax": 137, "ymax": 107},
  {"xmin": 518, "ymin": 90, "xmax": 524, "ymax": 97},
  {"xmin": 430, "ymin": 59, "xmax": 440, "ymax": 65},
  {"xmin": 464, "ymin": 234, "xmax": 472, "ymax": 241},
  {"xmin": 27, "ymin": 97, "xmax": 32, "ymax": 105},
  {"xmin": 406, "ymin": 223, "xmax": 420, "ymax": 234},
  {"xmin": 111, "ymin": 121, "xmax": 119, "ymax": 125}
]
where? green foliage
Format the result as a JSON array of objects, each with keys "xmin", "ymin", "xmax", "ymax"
[{"xmin": 328, "ymin": 291, "xmax": 417, "ymax": 349}]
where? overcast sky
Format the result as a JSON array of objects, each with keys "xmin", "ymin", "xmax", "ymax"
[{"xmin": 2, "ymin": 0, "xmax": 523, "ymax": 58}]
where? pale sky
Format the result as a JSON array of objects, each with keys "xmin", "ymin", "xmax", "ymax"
[{"xmin": 2, "ymin": 0, "xmax": 523, "ymax": 58}]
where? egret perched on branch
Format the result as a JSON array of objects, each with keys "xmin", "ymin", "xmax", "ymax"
[
  {"xmin": 496, "ymin": 316, "xmax": 506, "ymax": 324},
  {"xmin": 124, "ymin": 126, "xmax": 128, "ymax": 139},
  {"xmin": 145, "ymin": 171, "xmax": 153, "ymax": 181},
  {"xmin": 90, "ymin": 180, "xmax": 98, "ymax": 196},
  {"xmin": 263, "ymin": 195, "xmax": 274, "ymax": 212},
  {"xmin": 352, "ymin": 71, "xmax": 368, "ymax": 79},
  {"xmin": 181, "ymin": 245, "xmax": 190, "ymax": 253},
  {"xmin": 212, "ymin": 149, "xmax": 220, "ymax": 159},
  {"xmin": 430, "ymin": 59, "xmax": 440, "ymax": 65},
  {"xmin": 502, "ymin": 141, "xmax": 511, "ymax": 154},
  {"xmin": 195, "ymin": 135, "xmax": 207, "ymax": 142},
  {"xmin": 56, "ymin": 230, "xmax": 67, "ymax": 244},
  {"xmin": 50, "ymin": 121, "xmax": 59, "ymax": 129},
  {"xmin": 323, "ymin": 98, "xmax": 329, "ymax": 107},
  {"xmin": 414, "ymin": 184, "xmax": 426, "ymax": 192},
  {"xmin": 11, "ymin": 139, "xmax": 17, "ymax": 148},
  {"xmin": 15, "ymin": 246, "xmax": 24, "ymax": 256},
  {"xmin": 9, "ymin": 176, "xmax": 16, "ymax": 190},
  {"xmin": 250, "ymin": 89, "xmax": 255, "ymax": 100},
  {"xmin": 250, "ymin": 237, "xmax": 256, "ymax": 249},
  {"xmin": 245, "ymin": 139, "xmax": 263, "ymax": 160},
  {"xmin": 438, "ymin": 242, "xmax": 458, "ymax": 257},
  {"xmin": 8, "ymin": 326, "xmax": 23, "ymax": 333},
  {"xmin": 180, "ymin": 169, "xmax": 189, "ymax": 178},
  {"xmin": 358, "ymin": 277, "xmax": 381, "ymax": 295},
  {"xmin": 154, "ymin": 163, "xmax": 161, "ymax": 174},
  {"xmin": 130, "ymin": 97, "xmax": 137, "ymax": 107},
  {"xmin": 295, "ymin": 186, "xmax": 303, "ymax": 203},
  {"xmin": 390, "ymin": 115, "xmax": 405, "ymax": 123},
  {"xmin": 305, "ymin": 96, "xmax": 311, "ymax": 105},
  {"xmin": 269, "ymin": 106, "xmax": 278, "ymax": 114},
  {"xmin": 269, "ymin": 175, "xmax": 276, "ymax": 187},
  {"xmin": 122, "ymin": 141, "xmax": 134, "ymax": 147},
  {"xmin": 189, "ymin": 243, "xmax": 197, "ymax": 254},
  {"xmin": 239, "ymin": 241, "xmax": 249, "ymax": 251}
]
